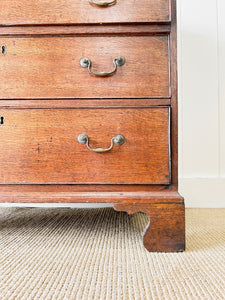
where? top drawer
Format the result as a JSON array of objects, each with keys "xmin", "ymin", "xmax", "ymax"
[{"xmin": 0, "ymin": 0, "xmax": 170, "ymax": 25}]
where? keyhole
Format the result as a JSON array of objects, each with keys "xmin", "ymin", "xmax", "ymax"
[
  {"xmin": 0, "ymin": 116, "xmax": 4, "ymax": 125},
  {"xmin": 1, "ymin": 45, "xmax": 6, "ymax": 55}
]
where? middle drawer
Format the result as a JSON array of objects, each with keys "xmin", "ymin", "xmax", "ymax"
[{"xmin": 0, "ymin": 36, "xmax": 170, "ymax": 99}]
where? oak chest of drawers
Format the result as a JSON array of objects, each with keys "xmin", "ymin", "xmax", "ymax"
[{"xmin": 0, "ymin": 0, "xmax": 185, "ymax": 252}]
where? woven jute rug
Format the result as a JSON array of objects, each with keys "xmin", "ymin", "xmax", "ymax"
[{"xmin": 0, "ymin": 207, "xmax": 225, "ymax": 300}]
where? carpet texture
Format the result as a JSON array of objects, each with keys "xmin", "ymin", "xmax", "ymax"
[{"xmin": 0, "ymin": 208, "xmax": 225, "ymax": 300}]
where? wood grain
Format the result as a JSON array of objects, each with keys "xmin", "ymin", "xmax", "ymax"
[
  {"xmin": 0, "ymin": 36, "xmax": 170, "ymax": 99},
  {"xmin": 0, "ymin": 24, "xmax": 171, "ymax": 37},
  {"xmin": 114, "ymin": 196, "xmax": 185, "ymax": 252},
  {"xmin": 0, "ymin": 107, "xmax": 170, "ymax": 184},
  {"xmin": 0, "ymin": 0, "xmax": 185, "ymax": 253},
  {"xmin": 0, "ymin": 99, "xmax": 171, "ymax": 109},
  {"xmin": 0, "ymin": 191, "xmax": 183, "ymax": 203},
  {"xmin": 0, "ymin": 184, "xmax": 175, "ymax": 192},
  {"xmin": 170, "ymin": 0, "xmax": 178, "ymax": 185},
  {"xmin": 0, "ymin": 0, "xmax": 170, "ymax": 26}
]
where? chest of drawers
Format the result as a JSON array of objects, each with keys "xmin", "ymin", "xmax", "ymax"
[{"xmin": 0, "ymin": 0, "xmax": 185, "ymax": 252}]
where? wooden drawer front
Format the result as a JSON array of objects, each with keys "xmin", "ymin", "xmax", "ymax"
[
  {"xmin": 0, "ymin": 0, "xmax": 170, "ymax": 26},
  {"xmin": 0, "ymin": 36, "xmax": 170, "ymax": 99},
  {"xmin": 0, "ymin": 108, "xmax": 170, "ymax": 184}
]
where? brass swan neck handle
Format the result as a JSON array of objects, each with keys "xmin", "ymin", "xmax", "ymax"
[
  {"xmin": 80, "ymin": 56, "xmax": 125, "ymax": 77},
  {"xmin": 77, "ymin": 134, "xmax": 125, "ymax": 153}
]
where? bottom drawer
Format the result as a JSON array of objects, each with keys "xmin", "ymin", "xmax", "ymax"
[{"xmin": 0, "ymin": 107, "xmax": 170, "ymax": 185}]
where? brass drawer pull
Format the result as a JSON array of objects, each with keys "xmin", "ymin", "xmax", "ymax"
[
  {"xmin": 80, "ymin": 56, "xmax": 125, "ymax": 77},
  {"xmin": 89, "ymin": 0, "xmax": 116, "ymax": 7},
  {"xmin": 77, "ymin": 134, "xmax": 125, "ymax": 153}
]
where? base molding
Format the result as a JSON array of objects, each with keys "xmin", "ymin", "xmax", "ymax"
[
  {"xmin": 0, "ymin": 190, "xmax": 185, "ymax": 252},
  {"xmin": 0, "ymin": 190, "xmax": 183, "ymax": 204}
]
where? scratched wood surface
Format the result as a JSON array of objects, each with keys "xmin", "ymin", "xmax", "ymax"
[
  {"xmin": 0, "ymin": 36, "xmax": 170, "ymax": 99},
  {"xmin": 0, "ymin": 107, "xmax": 170, "ymax": 184},
  {"xmin": 0, "ymin": 0, "xmax": 170, "ymax": 25}
]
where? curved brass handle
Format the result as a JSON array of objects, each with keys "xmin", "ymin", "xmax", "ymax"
[
  {"xmin": 77, "ymin": 134, "xmax": 125, "ymax": 153},
  {"xmin": 80, "ymin": 56, "xmax": 125, "ymax": 77},
  {"xmin": 89, "ymin": 0, "xmax": 116, "ymax": 7}
]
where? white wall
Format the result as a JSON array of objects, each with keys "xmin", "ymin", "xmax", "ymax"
[{"xmin": 177, "ymin": 0, "xmax": 225, "ymax": 207}]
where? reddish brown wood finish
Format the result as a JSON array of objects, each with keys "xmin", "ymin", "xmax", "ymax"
[
  {"xmin": 0, "ymin": 36, "xmax": 170, "ymax": 99},
  {"xmin": 0, "ymin": 0, "xmax": 170, "ymax": 25},
  {"xmin": 0, "ymin": 184, "xmax": 175, "ymax": 192},
  {"xmin": 0, "ymin": 99, "xmax": 171, "ymax": 109},
  {"xmin": 114, "ymin": 197, "xmax": 185, "ymax": 252},
  {"xmin": 0, "ymin": 191, "xmax": 182, "ymax": 203},
  {"xmin": 0, "ymin": 107, "xmax": 170, "ymax": 184},
  {"xmin": 0, "ymin": 25, "xmax": 171, "ymax": 37},
  {"xmin": 0, "ymin": 0, "xmax": 185, "ymax": 252},
  {"xmin": 0, "ymin": 188, "xmax": 185, "ymax": 252},
  {"xmin": 170, "ymin": 0, "xmax": 179, "ymax": 186}
]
